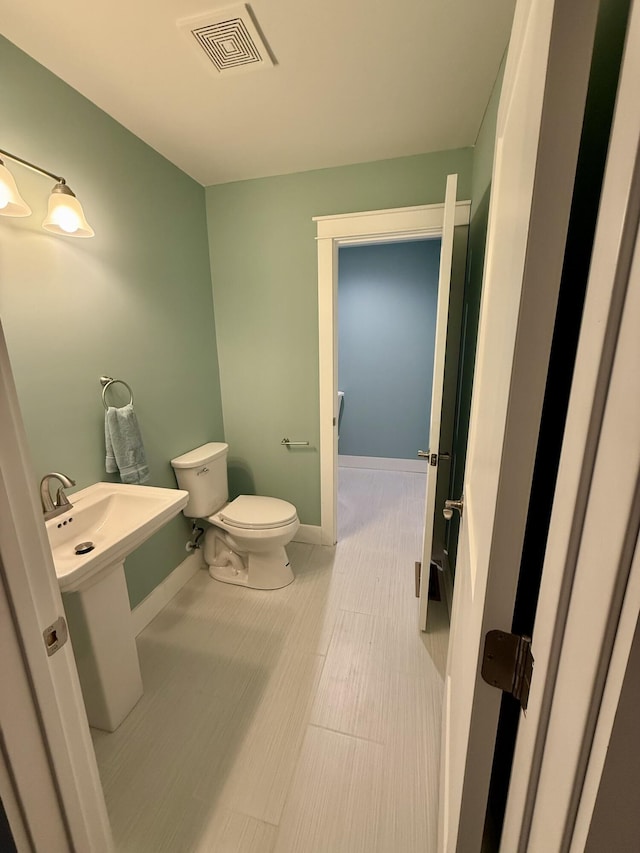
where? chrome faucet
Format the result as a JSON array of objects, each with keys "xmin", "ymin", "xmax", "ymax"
[{"xmin": 40, "ymin": 472, "xmax": 76, "ymax": 521}]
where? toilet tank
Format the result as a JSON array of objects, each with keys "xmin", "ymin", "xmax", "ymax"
[{"xmin": 170, "ymin": 443, "xmax": 229, "ymax": 518}]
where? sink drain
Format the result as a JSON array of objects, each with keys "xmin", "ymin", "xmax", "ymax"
[{"xmin": 74, "ymin": 541, "xmax": 95, "ymax": 555}]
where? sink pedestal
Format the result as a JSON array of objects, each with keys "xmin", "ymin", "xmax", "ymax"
[
  {"xmin": 63, "ymin": 561, "xmax": 142, "ymax": 732},
  {"xmin": 46, "ymin": 482, "xmax": 189, "ymax": 732}
]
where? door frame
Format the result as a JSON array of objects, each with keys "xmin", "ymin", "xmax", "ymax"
[
  {"xmin": 0, "ymin": 318, "xmax": 113, "ymax": 851},
  {"xmin": 502, "ymin": 0, "xmax": 640, "ymax": 844},
  {"xmin": 314, "ymin": 200, "xmax": 471, "ymax": 545},
  {"xmin": 438, "ymin": 0, "xmax": 603, "ymax": 845}
]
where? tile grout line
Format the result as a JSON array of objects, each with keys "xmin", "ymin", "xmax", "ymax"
[
  {"xmin": 96, "ymin": 468, "xmax": 447, "ymax": 852},
  {"xmin": 306, "ymin": 722, "xmax": 386, "ymax": 747}
]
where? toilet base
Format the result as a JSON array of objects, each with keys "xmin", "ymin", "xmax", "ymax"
[{"xmin": 208, "ymin": 546, "xmax": 294, "ymax": 590}]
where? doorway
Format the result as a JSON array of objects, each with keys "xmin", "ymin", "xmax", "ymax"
[
  {"xmin": 315, "ymin": 199, "xmax": 470, "ymax": 630},
  {"xmin": 314, "ymin": 200, "xmax": 471, "ymax": 550},
  {"xmin": 337, "ymin": 239, "xmax": 440, "ymax": 472}
]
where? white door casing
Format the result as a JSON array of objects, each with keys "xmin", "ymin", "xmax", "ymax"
[
  {"xmin": 531, "ymin": 149, "xmax": 640, "ymax": 853},
  {"xmin": 0, "ymin": 318, "xmax": 113, "ymax": 851},
  {"xmin": 503, "ymin": 0, "xmax": 640, "ymax": 846},
  {"xmin": 0, "ymin": 543, "xmax": 69, "ymax": 852},
  {"xmin": 314, "ymin": 197, "xmax": 471, "ymax": 547},
  {"xmin": 439, "ymin": 0, "xmax": 600, "ymax": 850},
  {"xmin": 419, "ymin": 173, "xmax": 458, "ymax": 630}
]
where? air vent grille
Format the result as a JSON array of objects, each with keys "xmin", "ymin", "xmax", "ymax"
[
  {"xmin": 192, "ymin": 19, "xmax": 260, "ymax": 71},
  {"xmin": 178, "ymin": 5, "xmax": 274, "ymax": 75}
]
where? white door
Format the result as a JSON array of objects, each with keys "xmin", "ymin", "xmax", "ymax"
[
  {"xmin": 439, "ymin": 0, "xmax": 601, "ymax": 850},
  {"xmin": 419, "ymin": 172, "xmax": 457, "ymax": 630},
  {"xmin": 503, "ymin": 0, "xmax": 640, "ymax": 846}
]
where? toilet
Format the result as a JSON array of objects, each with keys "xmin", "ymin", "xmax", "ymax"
[{"xmin": 171, "ymin": 442, "xmax": 298, "ymax": 589}]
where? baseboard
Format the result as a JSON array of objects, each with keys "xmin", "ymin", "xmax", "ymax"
[
  {"xmin": 131, "ymin": 526, "xmax": 321, "ymax": 635},
  {"xmin": 338, "ymin": 455, "xmax": 428, "ymax": 473},
  {"xmin": 131, "ymin": 551, "xmax": 204, "ymax": 636},
  {"xmin": 292, "ymin": 524, "xmax": 323, "ymax": 545}
]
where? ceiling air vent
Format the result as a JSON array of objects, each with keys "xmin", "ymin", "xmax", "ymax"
[{"xmin": 178, "ymin": 5, "xmax": 274, "ymax": 75}]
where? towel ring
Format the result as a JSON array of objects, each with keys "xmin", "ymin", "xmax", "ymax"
[{"xmin": 100, "ymin": 376, "xmax": 134, "ymax": 410}]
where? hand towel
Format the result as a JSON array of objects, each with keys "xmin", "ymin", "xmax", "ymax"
[{"xmin": 104, "ymin": 403, "xmax": 150, "ymax": 484}]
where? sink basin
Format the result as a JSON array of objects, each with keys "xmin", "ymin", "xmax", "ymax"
[
  {"xmin": 46, "ymin": 481, "xmax": 189, "ymax": 732},
  {"xmin": 47, "ymin": 482, "xmax": 189, "ymax": 592}
]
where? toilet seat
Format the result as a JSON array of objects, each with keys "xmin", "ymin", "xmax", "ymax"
[{"xmin": 216, "ymin": 495, "xmax": 298, "ymax": 530}]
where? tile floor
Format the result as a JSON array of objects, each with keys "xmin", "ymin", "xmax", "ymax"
[{"xmin": 92, "ymin": 467, "xmax": 450, "ymax": 852}]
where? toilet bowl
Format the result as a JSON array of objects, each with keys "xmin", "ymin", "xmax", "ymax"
[
  {"xmin": 205, "ymin": 495, "xmax": 298, "ymax": 588},
  {"xmin": 171, "ymin": 443, "xmax": 298, "ymax": 590}
]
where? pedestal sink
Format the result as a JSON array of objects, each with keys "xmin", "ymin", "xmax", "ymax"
[{"xmin": 46, "ymin": 482, "xmax": 189, "ymax": 731}]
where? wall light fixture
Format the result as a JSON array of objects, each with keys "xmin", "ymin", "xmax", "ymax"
[{"xmin": 0, "ymin": 148, "xmax": 95, "ymax": 238}]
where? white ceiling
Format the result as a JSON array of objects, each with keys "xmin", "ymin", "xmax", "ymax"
[{"xmin": 0, "ymin": 0, "xmax": 516, "ymax": 186}]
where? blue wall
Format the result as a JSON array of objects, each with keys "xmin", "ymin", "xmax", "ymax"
[{"xmin": 338, "ymin": 240, "xmax": 441, "ymax": 459}]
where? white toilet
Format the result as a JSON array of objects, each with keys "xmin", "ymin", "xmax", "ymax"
[{"xmin": 171, "ymin": 442, "xmax": 298, "ymax": 589}]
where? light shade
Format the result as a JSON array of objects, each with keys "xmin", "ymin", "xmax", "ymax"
[
  {"xmin": 0, "ymin": 160, "xmax": 32, "ymax": 217},
  {"xmin": 42, "ymin": 182, "xmax": 94, "ymax": 238}
]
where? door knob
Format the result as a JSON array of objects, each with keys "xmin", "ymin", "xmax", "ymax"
[
  {"xmin": 418, "ymin": 450, "xmax": 451, "ymax": 463},
  {"xmin": 443, "ymin": 498, "xmax": 464, "ymax": 520}
]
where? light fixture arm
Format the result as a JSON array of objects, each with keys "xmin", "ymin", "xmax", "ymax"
[
  {"xmin": 0, "ymin": 146, "xmax": 94, "ymax": 237},
  {"xmin": 0, "ymin": 148, "xmax": 65, "ymax": 184}
]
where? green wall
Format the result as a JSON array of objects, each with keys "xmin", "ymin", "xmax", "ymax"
[
  {"xmin": 0, "ymin": 36, "xmax": 224, "ymax": 606},
  {"xmin": 205, "ymin": 150, "xmax": 473, "ymax": 525},
  {"xmin": 447, "ymin": 54, "xmax": 506, "ymax": 569}
]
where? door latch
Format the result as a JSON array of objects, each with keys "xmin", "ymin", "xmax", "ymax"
[{"xmin": 43, "ymin": 616, "xmax": 68, "ymax": 657}]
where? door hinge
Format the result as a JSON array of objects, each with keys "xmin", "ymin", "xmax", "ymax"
[
  {"xmin": 481, "ymin": 630, "xmax": 534, "ymax": 712},
  {"xmin": 43, "ymin": 616, "xmax": 68, "ymax": 657}
]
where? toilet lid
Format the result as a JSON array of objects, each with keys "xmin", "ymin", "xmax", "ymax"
[{"xmin": 218, "ymin": 495, "xmax": 298, "ymax": 530}]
